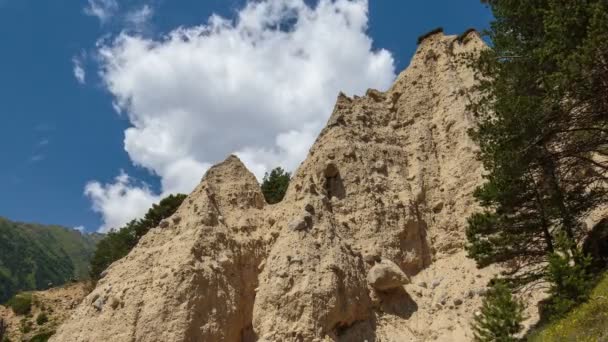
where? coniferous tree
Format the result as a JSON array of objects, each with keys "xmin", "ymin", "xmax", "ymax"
[
  {"xmin": 466, "ymin": 0, "xmax": 608, "ymax": 289},
  {"xmin": 261, "ymin": 167, "xmax": 291, "ymax": 204},
  {"xmin": 472, "ymin": 281, "xmax": 524, "ymax": 342},
  {"xmin": 89, "ymin": 193, "xmax": 186, "ymax": 280}
]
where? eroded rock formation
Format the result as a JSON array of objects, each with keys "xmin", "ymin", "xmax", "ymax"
[{"xmin": 53, "ymin": 30, "xmax": 501, "ymax": 342}]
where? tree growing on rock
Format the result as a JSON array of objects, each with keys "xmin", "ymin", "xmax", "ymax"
[
  {"xmin": 261, "ymin": 167, "xmax": 291, "ymax": 204},
  {"xmin": 466, "ymin": 0, "xmax": 608, "ymax": 295},
  {"xmin": 89, "ymin": 194, "xmax": 186, "ymax": 280}
]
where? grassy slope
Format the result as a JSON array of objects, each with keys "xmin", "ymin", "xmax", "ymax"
[
  {"xmin": 0, "ymin": 217, "xmax": 101, "ymax": 303},
  {"xmin": 529, "ymin": 273, "xmax": 608, "ymax": 341}
]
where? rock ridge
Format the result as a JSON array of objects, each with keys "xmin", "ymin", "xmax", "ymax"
[{"xmin": 52, "ymin": 30, "xmax": 499, "ymax": 342}]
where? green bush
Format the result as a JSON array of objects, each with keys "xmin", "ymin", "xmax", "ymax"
[
  {"xmin": 545, "ymin": 236, "xmax": 594, "ymax": 319},
  {"xmin": 6, "ymin": 293, "xmax": 33, "ymax": 315},
  {"xmin": 261, "ymin": 167, "xmax": 291, "ymax": 204},
  {"xmin": 19, "ymin": 318, "xmax": 32, "ymax": 334},
  {"xmin": 529, "ymin": 273, "xmax": 608, "ymax": 341},
  {"xmin": 36, "ymin": 312, "xmax": 48, "ymax": 325},
  {"xmin": 29, "ymin": 331, "xmax": 55, "ymax": 342},
  {"xmin": 89, "ymin": 194, "xmax": 186, "ymax": 280},
  {"xmin": 471, "ymin": 281, "xmax": 524, "ymax": 342},
  {"xmin": 0, "ymin": 318, "xmax": 6, "ymax": 342}
]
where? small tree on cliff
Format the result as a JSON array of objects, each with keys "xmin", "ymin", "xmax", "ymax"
[
  {"xmin": 89, "ymin": 193, "xmax": 186, "ymax": 280},
  {"xmin": 261, "ymin": 167, "xmax": 291, "ymax": 204}
]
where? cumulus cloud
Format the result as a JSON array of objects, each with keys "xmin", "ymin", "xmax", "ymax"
[
  {"xmin": 84, "ymin": 0, "xmax": 118, "ymax": 24},
  {"xmin": 85, "ymin": 171, "xmax": 161, "ymax": 232},
  {"xmin": 72, "ymin": 56, "xmax": 86, "ymax": 84},
  {"xmin": 86, "ymin": 0, "xmax": 396, "ymax": 232},
  {"xmin": 73, "ymin": 225, "xmax": 86, "ymax": 233}
]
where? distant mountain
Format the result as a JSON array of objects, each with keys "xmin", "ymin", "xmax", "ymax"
[{"xmin": 0, "ymin": 217, "xmax": 102, "ymax": 302}]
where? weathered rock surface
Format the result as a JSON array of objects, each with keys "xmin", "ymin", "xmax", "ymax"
[
  {"xmin": 367, "ymin": 259, "xmax": 410, "ymax": 291},
  {"xmin": 52, "ymin": 30, "xmax": 509, "ymax": 341},
  {"xmin": 0, "ymin": 282, "xmax": 91, "ymax": 342}
]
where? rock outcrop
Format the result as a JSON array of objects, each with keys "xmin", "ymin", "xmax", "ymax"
[
  {"xmin": 53, "ymin": 30, "xmax": 502, "ymax": 341},
  {"xmin": 367, "ymin": 259, "xmax": 410, "ymax": 291},
  {"xmin": 0, "ymin": 282, "xmax": 91, "ymax": 341}
]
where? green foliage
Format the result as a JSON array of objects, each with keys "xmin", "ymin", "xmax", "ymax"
[
  {"xmin": 0, "ymin": 217, "xmax": 101, "ymax": 303},
  {"xmin": 29, "ymin": 331, "xmax": 55, "ymax": 342},
  {"xmin": 261, "ymin": 167, "xmax": 291, "ymax": 204},
  {"xmin": 6, "ymin": 293, "xmax": 33, "ymax": 315},
  {"xmin": 0, "ymin": 318, "xmax": 6, "ymax": 342},
  {"xmin": 36, "ymin": 312, "xmax": 48, "ymax": 326},
  {"xmin": 136, "ymin": 194, "xmax": 187, "ymax": 240},
  {"xmin": 471, "ymin": 281, "xmax": 524, "ymax": 342},
  {"xmin": 19, "ymin": 318, "xmax": 32, "ymax": 334},
  {"xmin": 529, "ymin": 272, "xmax": 608, "ymax": 341},
  {"xmin": 545, "ymin": 235, "xmax": 594, "ymax": 319},
  {"xmin": 466, "ymin": 0, "xmax": 608, "ymax": 289},
  {"xmin": 89, "ymin": 194, "xmax": 186, "ymax": 280}
]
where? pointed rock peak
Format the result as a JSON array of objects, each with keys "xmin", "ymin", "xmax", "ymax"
[
  {"xmin": 416, "ymin": 27, "xmax": 444, "ymax": 45},
  {"xmin": 336, "ymin": 92, "xmax": 353, "ymax": 107},
  {"xmin": 456, "ymin": 28, "xmax": 480, "ymax": 44},
  {"xmin": 203, "ymin": 154, "xmax": 250, "ymax": 180},
  {"xmin": 200, "ymin": 154, "xmax": 264, "ymax": 210},
  {"xmin": 201, "ymin": 154, "xmax": 259, "ymax": 190}
]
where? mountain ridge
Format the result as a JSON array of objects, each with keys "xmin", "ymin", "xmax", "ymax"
[{"xmin": 0, "ymin": 216, "xmax": 101, "ymax": 303}]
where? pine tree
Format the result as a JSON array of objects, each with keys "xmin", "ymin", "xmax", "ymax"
[
  {"xmin": 261, "ymin": 167, "xmax": 291, "ymax": 204},
  {"xmin": 545, "ymin": 234, "xmax": 594, "ymax": 318},
  {"xmin": 472, "ymin": 281, "xmax": 525, "ymax": 342},
  {"xmin": 467, "ymin": 0, "xmax": 608, "ymax": 287},
  {"xmin": 89, "ymin": 193, "xmax": 186, "ymax": 280}
]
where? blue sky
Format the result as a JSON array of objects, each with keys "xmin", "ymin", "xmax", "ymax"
[{"xmin": 0, "ymin": 0, "xmax": 492, "ymax": 232}]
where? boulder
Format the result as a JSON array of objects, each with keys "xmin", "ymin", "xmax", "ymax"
[{"xmin": 367, "ymin": 259, "xmax": 410, "ymax": 291}]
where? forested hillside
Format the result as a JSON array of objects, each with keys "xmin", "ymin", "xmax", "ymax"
[{"xmin": 0, "ymin": 217, "xmax": 101, "ymax": 302}]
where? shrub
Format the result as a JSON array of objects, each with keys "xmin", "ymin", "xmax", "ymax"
[
  {"xmin": 545, "ymin": 241, "xmax": 594, "ymax": 319},
  {"xmin": 36, "ymin": 312, "xmax": 49, "ymax": 325},
  {"xmin": 261, "ymin": 167, "xmax": 291, "ymax": 204},
  {"xmin": 471, "ymin": 280, "xmax": 524, "ymax": 342},
  {"xmin": 19, "ymin": 318, "xmax": 32, "ymax": 334},
  {"xmin": 6, "ymin": 293, "xmax": 33, "ymax": 315},
  {"xmin": 0, "ymin": 318, "xmax": 6, "ymax": 342},
  {"xmin": 529, "ymin": 272, "xmax": 608, "ymax": 340},
  {"xmin": 417, "ymin": 27, "xmax": 443, "ymax": 45},
  {"xmin": 89, "ymin": 193, "xmax": 186, "ymax": 280},
  {"xmin": 29, "ymin": 331, "xmax": 55, "ymax": 342}
]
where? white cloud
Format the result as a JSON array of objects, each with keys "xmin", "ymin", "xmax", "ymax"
[
  {"xmin": 85, "ymin": 171, "xmax": 161, "ymax": 232},
  {"xmin": 86, "ymin": 0, "xmax": 395, "ymax": 231},
  {"xmin": 72, "ymin": 56, "xmax": 86, "ymax": 84},
  {"xmin": 29, "ymin": 154, "xmax": 45, "ymax": 163},
  {"xmin": 125, "ymin": 5, "xmax": 154, "ymax": 32},
  {"xmin": 73, "ymin": 225, "xmax": 86, "ymax": 233},
  {"xmin": 84, "ymin": 0, "xmax": 118, "ymax": 24}
]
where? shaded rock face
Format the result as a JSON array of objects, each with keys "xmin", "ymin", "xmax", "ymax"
[
  {"xmin": 367, "ymin": 260, "xmax": 410, "ymax": 291},
  {"xmin": 53, "ymin": 31, "xmax": 488, "ymax": 342}
]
